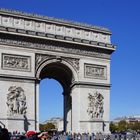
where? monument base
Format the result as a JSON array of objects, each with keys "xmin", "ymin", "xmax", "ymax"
[
  {"xmin": 79, "ymin": 119, "xmax": 110, "ymax": 134},
  {"xmin": 7, "ymin": 115, "xmax": 25, "ymax": 132}
]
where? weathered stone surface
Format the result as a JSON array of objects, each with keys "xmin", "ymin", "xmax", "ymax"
[
  {"xmin": 0, "ymin": 9, "xmax": 115, "ymax": 133},
  {"xmin": 0, "ymin": 9, "xmax": 112, "ymax": 45},
  {"xmin": 2, "ymin": 53, "xmax": 31, "ymax": 71}
]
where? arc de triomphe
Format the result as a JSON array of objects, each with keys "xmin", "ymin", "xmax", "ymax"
[{"xmin": 0, "ymin": 9, "xmax": 115, "ymax": 133}]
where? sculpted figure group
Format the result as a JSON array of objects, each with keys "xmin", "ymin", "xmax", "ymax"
[
  {"xmin": 4, "ymin": 55, "xmax": 28, "ymax": 69},
  {"xmin": 87, "ymin": 91, "xmax": 104, "ymax": 119},
  {"xmin": 6, "ymin": 86, "xmax": 27, "ymax": 116}
]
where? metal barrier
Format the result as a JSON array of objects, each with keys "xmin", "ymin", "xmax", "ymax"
[{"xmin": 55, "ymin": 134, "xmax": 140, "ymax": 140}]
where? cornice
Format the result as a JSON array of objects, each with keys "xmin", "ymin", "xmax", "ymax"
[
  {"xmin": 0, "ymin": 8, "xmax": 116, "ymax": 58},
  {"xmin": 0, "ymin": 8, "xmax": 111, "ymax": 34},
  {"xmin": 0, "ymin": 33, "xmax": 112, "ymax": 59},
  {"xmin": 0, "ymin": 74, "xmax": 36, "ymax": 81},
  {"xmin": 0, "ymin": 27, "xmax": 116, "ymax": 52},
  {"xmin": 71, "ymin": 81, "xmax": 111, "ymax": 89}
]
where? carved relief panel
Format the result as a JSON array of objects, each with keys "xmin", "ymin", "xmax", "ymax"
[
  {"xmin": 7, "ymin": 86, "xmax": 27, "ymax": 116},
  {"xmin": 35, "ymin": 54, "xmax": 79, "ymax": 73},
  {"xmin": 84, "ymin": 63, "xmax": 107, "ymax": 80},
  {"xmin": 2, "ymin": 53, "xmax": 31, "ymax": 72},
  {"xmin": 63, "ymin": 57, "xmax": 79, "ymax": 73},
  {"xmin": 87, "ymin": 91, "xmax": 104, "ymax": 120},
  {"xmin": 35, "ymin": 54, "xmax": 54, "ymax": 69}
]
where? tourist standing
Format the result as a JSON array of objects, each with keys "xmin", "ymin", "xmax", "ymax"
[{"xmin": 0, "ymin": 128, "xmax": 10, "ymax": 140}]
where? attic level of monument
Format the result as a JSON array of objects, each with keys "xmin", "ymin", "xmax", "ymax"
[
  {"xmin": 0, "ymin": 9, "xmax": 116, "ymax": 52},
  {"xmin": 0, "ymin": 9, "xmax": 111, "ymax": 33}
]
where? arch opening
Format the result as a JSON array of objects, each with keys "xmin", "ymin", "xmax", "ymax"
[
  {"xmin": 39, "ymin": 78, "xmax": 64, "ymax": 131},
  {"xmin": 39, "ymin": 62, "xmax": 73, "ymax": 93},
  {"xmin": 38, "ymin": 61, "xmax": 74, "ymax": 132}
]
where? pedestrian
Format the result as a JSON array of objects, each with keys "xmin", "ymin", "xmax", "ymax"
[
  {"xmin": 0, "ymin": 128, "xmax": 10, "ymax": 140},
  {"xmin": 26, "ymin": 130, "xmax": 39, "ymax": 140}
]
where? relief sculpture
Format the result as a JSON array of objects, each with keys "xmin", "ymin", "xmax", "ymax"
[
  {"xmin": 87, "ymin": 91, "xmax": 104, "ymax": 119},
  {"xmin": 7, "ymin": 86, "xmax": 27, "ymax": 116},
  {"xmin": 35, "ymin": 54, "xmax": 53, "ymax": 69},
  {"xmin": 2, "ymin": 54, "xmax": 30, "ymax": 71},
  {"xmin": 85, "ymin": 64, "xmax": 107, "ymax": 79},
  {"xmin": 63, "ymin": 57, "xmax": 79, "ymax": 73},
  {"xmin": 0, "ymin": 14, "xmax": 111, "ymax": 44},
  {"xmin": 35, "ymin": 54, "xmax": 79, "ymax": 73}
]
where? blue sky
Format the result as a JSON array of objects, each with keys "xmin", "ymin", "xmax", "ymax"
[{"xmin": 0, "ymin": 0, "xmax": 140, "ymax": 122}]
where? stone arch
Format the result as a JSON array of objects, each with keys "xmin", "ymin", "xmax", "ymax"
[
  {"xmin": 36, "ymin": 57, "xmax": 78, "ymax": 84},
  {"xmin": 35, "ymin": 57, "xmax": 78, "ymax": 131},
  {"xmin": 0, "ymin": 9, "xmax": 115, "ymax": 134}
]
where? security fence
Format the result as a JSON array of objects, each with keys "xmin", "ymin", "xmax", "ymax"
[{"xmin": 55, "ymin": 133, "xmax": 140, "ymax": 140}]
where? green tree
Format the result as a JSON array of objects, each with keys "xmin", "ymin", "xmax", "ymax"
[
  {"xmin": 110, "ymin": 122, "xmax": 118, "ymax": 133},
  {"xmin": 134, "ymin": 122, "xmax": 140, "ymax": 131},
  {"xmin": 39, "ymin": 124, "xmax": 45, "ymax": 131},
  {"xmin": 39, "ymin": 123, "xmax": 55, "ymax": 131},
  {"xmin": 118, "ymin": 120, "xmax": 127, "ymax": 132},
  {"xmin": 44, "ymin": 122, "xmax": 55, "ymax": 130},
  {"xmin": 128, "ymin": 122, "xmax": 140, "ymax": 131},
  {"xmin": 110, "ymin": 120, "xmax": 140, "ymax": 133}
]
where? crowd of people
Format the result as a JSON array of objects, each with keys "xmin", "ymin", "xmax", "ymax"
[
  {"xmin": 0, "ymin": 128, "xmax": 49, "ymax": 140},
  {"xmin": 0, "ymin": 126, "xmax": 140, "ymax": 140}
]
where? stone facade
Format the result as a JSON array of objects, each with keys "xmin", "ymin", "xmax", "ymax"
[{"xmin": 0, "ymin": 9, "xmax": 115, "ymax": 133}]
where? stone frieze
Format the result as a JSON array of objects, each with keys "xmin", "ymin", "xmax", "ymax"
[
  {"xmin": 2, "ymin": 53, "xmax": 31, "ymax": 72},
  {"xmin": 0, "ymin": 36, "xmax": 110, "ymax": 59},
  {"xmin": 0, "ymin": 14, "xmax": 111, "ymax": 44},
  {"xmin": 84, "ymin": 63, "xmax": 107, "ymax": 79}
]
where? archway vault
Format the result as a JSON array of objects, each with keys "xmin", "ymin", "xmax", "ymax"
[
  {"xmin": 36, "ymin": 57, "xmax": 76, "ymax": 131},
  {"xmin": 36, "ymin": 57, "xmax": 78, "ymax": 93}
]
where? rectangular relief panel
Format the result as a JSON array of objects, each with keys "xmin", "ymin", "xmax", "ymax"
[
  {"xmin": 2, "ymin": 53, "xmax": 31, "ymax": 72},
  {"xmin": 84, "ymin": 63, "xmax": 107, "ymax": 80}
]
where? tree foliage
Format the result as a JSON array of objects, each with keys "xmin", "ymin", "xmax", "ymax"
[
  {"xmin": 110, "ymin": 120, "xmax": 140, "ymax": 133},
  {"xmin": 39, "ymin": 124, "xmax": 44, "ymax": 131},
  {"xmin": 118, "ymin": 120, "xmax": 127, "ymax": 132},
  {"xmin": 39, "ymin": 123, "xmax": 55, "ymax": 131},
  {"xmin": 110, "ymin": 122, "xmax": 118, "ymax": 133}
]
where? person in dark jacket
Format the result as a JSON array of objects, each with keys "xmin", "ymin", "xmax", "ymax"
[{"xmin": 0, "ymin": 128, "xmax": 10, "ymax": 140}]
